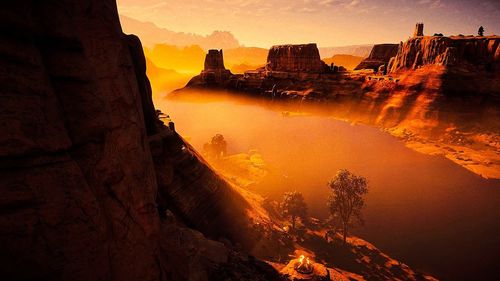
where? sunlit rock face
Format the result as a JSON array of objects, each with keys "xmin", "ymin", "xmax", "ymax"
[
  {"xmin": 266, "ymin": 44, "xmax": 328, "ymax": 73},
  {"xmin": 388, "ymin": 36, "xmax": 500, "ymax": 72},
  {"xmin": 354, "ymin": 44, "xmax": 398, "ymax": 71}
]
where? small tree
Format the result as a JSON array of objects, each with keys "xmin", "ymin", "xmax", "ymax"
[
  {"xmin": 478, "ymin": 26, "xmax": 484, "ymax": 36},
  {"xmin": 281, "ymin": 191, "xmax": 308, "ymax": 230},
  {"xmin": 203, "ymin": 134, "xmax": 227, "ymax": 159},
  {"xmin": 327, "ymin": 169, "xmax": 368, "ymax": 243}
]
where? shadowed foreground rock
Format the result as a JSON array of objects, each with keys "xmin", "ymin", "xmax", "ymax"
[{"xmin": 0, "ymin": 1, "xmax": 280, "ymax": 280}]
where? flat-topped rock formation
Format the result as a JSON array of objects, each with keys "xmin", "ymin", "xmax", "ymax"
[
  {"xmin": 354, "ymin": 43, "xmax": 398, "ymax": 71},
  {"xmin": 388, "ymin": 35, "xmax": 500, "ymax": 72},
  {"xmin": 185, "ymin": 43, "xmax": 341, "ymax": 89},
  {"xmin": 266, "ymin": 43, "xmax": 328, "ymax": 73}
]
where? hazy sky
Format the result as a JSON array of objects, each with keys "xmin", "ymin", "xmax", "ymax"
[{"xmin": 117, "ymin": 0, "xmax": 499, "ymax": 47}]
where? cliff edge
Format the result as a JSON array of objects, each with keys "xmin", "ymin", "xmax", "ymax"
[{"xmin": 0, "ymin": 1, "xmax": 275, "ymax": 280}]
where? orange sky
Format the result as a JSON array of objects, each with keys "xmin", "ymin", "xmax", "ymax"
[{"xmin": 117, "ymin": 0, "xmax": 499, "ymax": 47}]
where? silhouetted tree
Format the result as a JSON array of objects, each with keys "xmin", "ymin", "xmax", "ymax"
[
  {"xmin": 281, "ymin": 191, "xmax": 308, "ymax": 230},
  {"xmin": 478, "ymin": 26, "xmax": 484, "ymax": 36},
  {"xmin": 203, "ymin": 134, "xmax": 227, "ymax": 159},
  {"xmin": 327, "ymin": 169, "xmax": 368, "ymax": 243}
]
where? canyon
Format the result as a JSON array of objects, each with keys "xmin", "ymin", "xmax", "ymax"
[
  {"xmin": 179, "ymin": 24, "xmax": 500, "ymax": 180},
  {"xmin": 0, "ymin": 1, "xmax": 441, "ymax": 281}
]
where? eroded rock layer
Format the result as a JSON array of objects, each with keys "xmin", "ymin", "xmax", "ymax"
[
  {"xmin": 388, "ymin": 36, "xmax": 500, "ymax": 72},
  {"xmin": 266, "ymin": 44, "xmax": 327, "ymax": 73},
  {"xmin": 204, "ymin": 49, "xmax": 226, "ymax": 70},
  {"xmin": 354, "ymin": 43, "xmax": 398, "ymax": 71}
]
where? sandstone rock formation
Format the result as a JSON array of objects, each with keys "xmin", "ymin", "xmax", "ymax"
[
  {"xmin": 266, "ymin": 44, "xmax": 328, "ymax": 73},
  {"xmin": 388, "ymin": 36, "xmax": 500, "ymax": 72},
  {"xmin": 0, "ymin": 1, "xmax": 278, "ymax": 280},
  {"xmin": 204, "ymin": 49, "xmax": 226, "ymax": 70},
  {"xmin": 183, "ymin": 43, "xmax": 338, "ymax": 90},
  {"xmin": 354, "ymin": 44, "xmax": 398, "ymax": 71},
  {"xmin": 414, "ymin": 23, "xmax": 424, "ymax": 37},
  {"xmin": 200, "ymin": 49, "xmax": 233, "ymax": 85}
]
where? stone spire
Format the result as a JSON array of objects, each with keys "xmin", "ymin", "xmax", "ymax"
[
  {"xmin": 204, "ymin": 49, "xmax": 226, "ymax": 70},
  {"xmin": 414, "ymin": 23, "xmax": 424, "ymax": 37}
]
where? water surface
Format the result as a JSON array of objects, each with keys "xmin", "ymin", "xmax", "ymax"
[{"xmin": 155, "ymin": 92, "xmax": 500, "ymax": 280}]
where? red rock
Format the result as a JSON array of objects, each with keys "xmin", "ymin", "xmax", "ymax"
[
  {"xmin": 388, "ymin": 36, "xmax": 500, "ymax": 72},
  {"xmin": 266, "ymin": 44, "xmax": 327, "ymax": 73},
  {"xmin": 414, "ymin": 23, "xmax": 424, "ymax": 37},
  {"xmin": 354, "ymin": 44, "xmax": 399, "ymax": 71},
  {"xmin": 199, "ymin": 49, "xmax": 233, "ymax": 85},
  {"xmin": 0, "ymin": 1, "xmax": 275, "ymax": 280}
]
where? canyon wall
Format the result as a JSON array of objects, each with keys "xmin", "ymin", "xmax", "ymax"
[
  {"xmin": 388, "ymin": 36, "xmax": 500, "ymax": 72},
  {"xmin": 0, "ymin": 1, "xmax": 275, "ymax": 280},
  {"xmin": 354, "ymin": 43, "xmax": 398, "ymax": 71},
  {"xmin": 266, "ymin": 44, "xmax": 328, "ymax": 73}
]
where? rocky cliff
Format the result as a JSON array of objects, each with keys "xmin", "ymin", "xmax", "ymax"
[
  {"xmin": 183, "ymin": 43, "xmax": 336, "ymax": 91},
  {"xmin": 354, "ymin": 43, "xmax": 398, "ymax": 71},
  {"xmin": 0, "ymin": 1, "xmax": 278, "ymax": 280},
  {"xmin": 388, "ymin": 36, "xmax": 500, "ymax": 72},
  {"xmin": 266, "ymin": 44, "xmax": 328, "ymax": 73}
]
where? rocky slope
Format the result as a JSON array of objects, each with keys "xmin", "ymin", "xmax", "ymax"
[
  {"xmin": 266, "ymin": 44, "xmax": 329, "ymax": 73},
  {"xmin": 0, "ymin": 1, "xmax": 277, "ymax": 280},
  {"xmin": 354, "ymin": 43, "xmax": 398, "ymax": 71}
]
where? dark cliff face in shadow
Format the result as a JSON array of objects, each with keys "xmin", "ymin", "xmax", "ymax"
[{"xmin": 0, "ymin": 1, "xmax": 278, "ymax": 280}]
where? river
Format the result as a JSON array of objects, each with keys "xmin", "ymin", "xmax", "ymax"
[{"xmin": 154, "ymin": 91, "xmax": 500, "ymax": 281}]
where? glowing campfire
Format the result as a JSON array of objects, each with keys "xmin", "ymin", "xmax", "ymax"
[{"xmin": 294, "ymin": 255, "xmax": 314, "ymax": 274}]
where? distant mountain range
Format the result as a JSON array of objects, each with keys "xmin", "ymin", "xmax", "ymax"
[
  {"xmin": 319, "ymin": 45, "xmax": 373, "ymax": 58},
  {"xmin": 120, "ymin": 15, "xmax": 375, "ymax": 59},
  {"xmin": 121, "ymin": 14, "xmax": 375, "ymax": 93},
  {"xmin": 119, "ymin": 15, "xmax": 240, "ymax": 50},
  {"xmin": 322, "ymin": 54, "xmax": 364, "ymax": 70}
]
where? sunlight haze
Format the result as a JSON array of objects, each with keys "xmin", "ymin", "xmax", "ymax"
[{"xmin": 117, "ymin": 0, "xmax": 499, "ymax": 47}]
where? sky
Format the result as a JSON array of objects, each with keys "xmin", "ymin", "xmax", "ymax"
[{"xmin": 117, "ymin": 0, "xmax": 500, "ymax": 48}]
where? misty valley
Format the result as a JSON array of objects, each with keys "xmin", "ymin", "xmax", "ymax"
[
  {"xmin": 1, "ymin": 1, "xmax": 499, "ymax": 281},
  {"xmin": 156, "ymin": 91, "xmax": 500, "ymax": 280}
]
